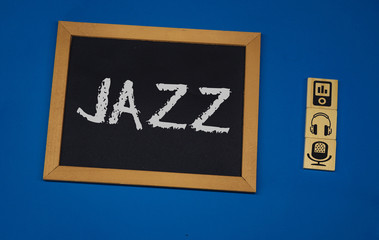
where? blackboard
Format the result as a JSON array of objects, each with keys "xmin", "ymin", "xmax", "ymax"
[{"xmin": 44, "ymin": 21, "xmax": 261, "ymax": 192}]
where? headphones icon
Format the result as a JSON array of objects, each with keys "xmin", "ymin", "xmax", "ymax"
[{"xmin": 310, "ymin": 112, "xmax": 332, "ymax": 136}]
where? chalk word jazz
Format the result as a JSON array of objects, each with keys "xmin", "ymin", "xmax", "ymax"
[{"xmin": 77, "ymin": 78, "xmax": 232, "ymax": 134}]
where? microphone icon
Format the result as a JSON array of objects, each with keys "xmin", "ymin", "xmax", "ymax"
[{"xmin": 307, "ymin": 141, "xmax": 332, "ymax": 166}]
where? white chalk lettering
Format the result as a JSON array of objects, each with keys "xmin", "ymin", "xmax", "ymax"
[
  {"xmin": 108, "ymin": 80, "xmax": 143, "ymax": 130},
  {"xmin": 77, "ymin": 78, "xmax": 232, "ymax": 133},
  {"xmin": 147, "ymin": 83, "xmax": 188, "ymax": 130},
  {"xmin": 190, "ymin": 87, "xmax": 231, "ymax": 134},
  {"xmin": 77, "ymin": 78, "xmax": 110, "ymax": 123}
]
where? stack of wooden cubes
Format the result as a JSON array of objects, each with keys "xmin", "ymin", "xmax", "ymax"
[{"xmin": 304, "ymin": 78, "xmax": 338, "ymax": 171}]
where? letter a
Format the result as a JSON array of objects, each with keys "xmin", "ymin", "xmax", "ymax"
[
  {"xmin": 77, "ymin": 78, "xmax": 110, "ymax": 123},
  {"xmin": 108, "ymin": 80, "xmax": 143, "ymax": 130}
]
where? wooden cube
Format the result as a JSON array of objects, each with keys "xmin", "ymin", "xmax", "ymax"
[
  {"xmin": 303, "ymin": 138, "xmax": 336, "ymax": 171},
  {"xmin": 305, "ymin": 108, "xmax": 337, "ymax": 140},
  {"xmin": 307, "ymin": 78, "xmax": 338, "ymax": 110}
]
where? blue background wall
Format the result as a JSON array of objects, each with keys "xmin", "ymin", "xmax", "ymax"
[{"xmin": 1, "ymin": 0, "xmax": 378, "ymax": 239}]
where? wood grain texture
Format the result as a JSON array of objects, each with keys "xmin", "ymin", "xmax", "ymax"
[
  {"xmin": 45, "ymin": 166, "xmax": 255, "ymax": 192},
  {"xmin": 43, "ymin": 22, "xmax": 71, "ymax": 178},
  {"xmin": 60, "ymin": 21, "xmax": 259, "ymax": 46},
  {"xmin": 43, "ymin": 21, "xmax": 261, "ymax": 192},
  {"xmin": 241, "ymin": 34, "xmax": 261, "ymax": 192}
]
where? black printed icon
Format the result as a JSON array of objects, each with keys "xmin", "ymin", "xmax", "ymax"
[
  {"xmin": 307, "ymin": 141, "xmax": 332, "ymax": 166},
  {"xmin": 313, "ymin": 81, "xmax": 332, "ymax": 106},
  {"xmin": 310, "ymin": 112, "xmax": 332, "ymax": 136}
]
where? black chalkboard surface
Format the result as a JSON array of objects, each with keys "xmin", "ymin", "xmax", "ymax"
[{"xmin": 44, "ymin": 21, "xmax": 260, "ymax": 192}]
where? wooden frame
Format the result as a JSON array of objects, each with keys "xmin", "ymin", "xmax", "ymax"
[{"xmin": 43, "ymin": 21, "xmax": 261, "ymax": 192}]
